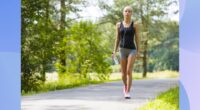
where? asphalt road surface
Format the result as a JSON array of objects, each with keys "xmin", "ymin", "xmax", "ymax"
[{"xmin": 22, "ymin": 78, "xmax": 178, "ymax": 110}]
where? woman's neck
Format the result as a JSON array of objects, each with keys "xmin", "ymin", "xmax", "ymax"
[{"xmin": 124, "ymin": 18, "xmax": 131, "ymax": 24}]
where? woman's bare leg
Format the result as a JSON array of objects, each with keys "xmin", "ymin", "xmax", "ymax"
[
  {"xmin": 126, "ymin": 55, "xmax": 136, "ymax": 92},
  {"xmin": 120, "ymin": 58, "xmax": 127, "ymax": 87}
]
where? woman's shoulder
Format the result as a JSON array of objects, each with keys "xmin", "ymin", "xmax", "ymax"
[
  {"xmin": 116, "ymin": 22, "xmax": 121, "ymax": 28},
  {"xmin": 133, "ymin": 21, "xmax": 139, "ymax": 28},
  {"xmin": 116, "ymin": 22, "xmax": 121, "ymax": 26}
]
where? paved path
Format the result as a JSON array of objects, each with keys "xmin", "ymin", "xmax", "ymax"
[{"xmin": 21, "ymin": 78, "xmax": 178, "ymax": 110}]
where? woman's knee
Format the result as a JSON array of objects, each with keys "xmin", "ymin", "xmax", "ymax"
[
  {"xmin": 126, "ymin": 69, "xmax": 132, "ymax": 76},
  {"xmin": 122, "ymin": 71, "xmax": 127, "ymax": 76}
]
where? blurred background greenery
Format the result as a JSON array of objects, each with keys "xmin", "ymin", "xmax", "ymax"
[{"xmin": 21, "ymin": 0, "xmax": 179, "ymax": 94}]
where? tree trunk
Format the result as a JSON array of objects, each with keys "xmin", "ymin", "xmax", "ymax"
[
  {"xmin": 142, "ymin": 40, "xmax": 148, "ymax": 78},
  {"xmin": 139, "ymin": 1, "xmax": 148, "ymax": 78},
  {"xmin": 60, "ymin": 0, "xmax": 66, "ymax": 66}
]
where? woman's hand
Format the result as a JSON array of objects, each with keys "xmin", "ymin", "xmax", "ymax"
[
  {"xmin": 112, "ymin": 51, "xmax": 116, "ymax": 59},
  {"xmin": 136, "ymin": 50, "xmax": 140, "ymax": 58}
]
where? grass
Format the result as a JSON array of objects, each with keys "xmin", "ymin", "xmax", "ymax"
[
  {"xmin": 109, "ymin": 70, "xmax": 179, "ymax": 81},
  {"xmin": 22, "ymin": 74, "xmax": 104, "ymax": 96},
  {"xmin": 145, "ymin": 70, "xmax": 179, "ymax": 79},
  {"xmin": 138, "ymin": 86, "xmax": 179, "ymax": 110},
  {"xmin": 22, "ymin": 70, "xmax": 179, "ymax": 96},
  {"xmin": 22, "ymin": 80, "xmax": 103, "ymax": 96}
]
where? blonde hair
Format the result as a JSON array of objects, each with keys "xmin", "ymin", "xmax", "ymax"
[{"xmin": 123, "ymin": 6, "xmax": 133, "ymax": 13}]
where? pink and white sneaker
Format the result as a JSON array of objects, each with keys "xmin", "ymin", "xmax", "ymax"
[
  {"xmin": 123, "ymin": 86, "xmax": 131, "ymax": 99},
  {"xmin": 124, "ymin": 92, "xmax": 131, "ymax": 99}
]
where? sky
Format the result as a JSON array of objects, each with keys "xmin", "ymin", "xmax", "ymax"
[{"xmin": 77, "ymin": 0, "xmax": 113, "ymax": 22}]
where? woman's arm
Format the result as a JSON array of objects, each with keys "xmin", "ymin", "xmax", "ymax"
[
  {"xmin": 134, "ymin": 22, "xmax": 140, "ymax": 53},
  {"xmin": 113, "ymin": 22, "xmax": 120, "ymax": 53}
]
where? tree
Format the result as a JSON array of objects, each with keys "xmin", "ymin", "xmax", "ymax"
[
  {"xmin": 58, "ymin": 0, "xmax": 86, "ymax": 67},
  {"xmin": 148, "ymin": 21, "xmax": 179, "ymax": 71},
  {"xmin": 21, "ymin": 0, "xmax": 87, "ymax": 92},
  {"xmin": 67, "ymin": 21, "xmax": 112, "ymax": 80}
]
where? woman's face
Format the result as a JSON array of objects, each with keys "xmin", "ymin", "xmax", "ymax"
[{"xmin": 123, "ymin": 7, "xmax": 132, "ymax": 19}]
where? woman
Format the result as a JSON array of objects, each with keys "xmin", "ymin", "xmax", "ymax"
[{"xmin": 112, "ymin": 6, "xmax": 140, "ymax": 99}]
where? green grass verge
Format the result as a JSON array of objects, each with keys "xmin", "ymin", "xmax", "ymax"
[
  {"xmin": 22, "ymin": 70, "xmax": 179, "ymax": 96},
  {"xmin": 109, "ymin": 70, "xmax": 179, "ymax": 81},
  {"xmin": 22, "ymin": 74, "xmax": 104, "ymax": 96},
  {"xmin": 138, "ymin": 87, "xmax": 179, "ymax": 110},
  {"xmin": 22, "ymin": 80, "xmax": 103, "ymax": 96}
]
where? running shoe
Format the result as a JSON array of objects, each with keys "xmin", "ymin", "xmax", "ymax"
[{"xmin": 124, "ymin": 92, "xmax": 131, "ymax": 99}]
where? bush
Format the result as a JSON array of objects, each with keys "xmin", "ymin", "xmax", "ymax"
[{"xmin": 21, "ymin": 72, "xmax": 43, "ymax": 93}]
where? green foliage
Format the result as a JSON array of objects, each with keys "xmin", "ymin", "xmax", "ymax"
[
  {"xmin": 21, "ymin": 0, "xmax": 88, "ymax": 93},
  {"xmin": 148, "ymin": 21, "xmax": 179, "ymax": 71},
  {"xmin": 21, "ymin": 0, "xmax": 56, "ymax": 92},
  {"xmin": 139, "ymin": 87, "xmax": 179, "ymax": 110},
  {"xmin": 52, "ymin": 20, "xmax": 112, "ymax": 82},
  {"xmin": 67, "ymin": 21, "xmax": 112, "ymax": 80},
  {"xmin": 21, "ymin": 72, "xmax": 43, "ymax": 93},
  {"xmin": 54, "ymin": 61, "xmax": 67, "ymax": 74},
  {"xmin": 111, "ymin": 65, "xmax": 121, "ymax": 73},
  {"xmin": 21, "ymin": 0, "xmax": 179, "ymax": 93},
  {"xmin": 98, "ymin": 0, "xmax": 178, "ymax": 24},
  {"xmin": 98, "ymin": 0, "xmax": 133, "ymax": 24}
]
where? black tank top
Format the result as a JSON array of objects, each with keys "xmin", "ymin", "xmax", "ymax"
[{"xmin": 119, "ymin": 21, "xmax": 136, "ymax": 49}]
